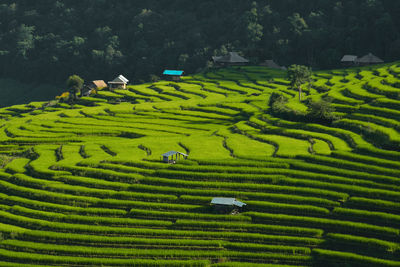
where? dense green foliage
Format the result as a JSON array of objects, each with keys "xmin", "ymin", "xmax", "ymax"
[
  {"xmin": 0, "ymin": 58, "xmax": 400, "ymax": 265},
  {"xmin": 287, "ymin": 65, "xmax": 312, "ymax": 100},
  {"xmin": 66, "ymin": 74, "xmax": 83, "ymax": 100},
  {"xmin": 0, "ymin": 0, "xmax": 399, "ymax": 87}
]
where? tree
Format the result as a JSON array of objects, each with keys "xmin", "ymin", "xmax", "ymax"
[
  {"xmin": 15, "ymin": 24, "xmax": 35, "ymax": 59},
  {"xmin": 66, "ymin": 74, "xmax": 84, "ymax": 101},
  {"xmin": 287, "ymin": 64, "xmax": 312, "ymax": 101}
]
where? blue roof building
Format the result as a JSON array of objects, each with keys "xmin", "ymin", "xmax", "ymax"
[
  {"xmin": 163, "ymin": 70, "xmax": 184, "ymax": 76},
  {"xmin": 162, "ymin": 70, "xmax": 184, "ymax": 81}
]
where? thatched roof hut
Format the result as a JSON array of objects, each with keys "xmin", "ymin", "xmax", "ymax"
[
  {"xmin": 212, "ymin": 52, "xmax": 249, "ymax": 66},
  {"xmin": 260, "ymin": 59, "xmax": 286, "ymax": 70},
  {"xmin": 90, "ymin": 80, "xmax": 107, "ymax": 89},
  {"xmin": 356, "ymin": 53, "xmax": 384, "ymax": 65}
]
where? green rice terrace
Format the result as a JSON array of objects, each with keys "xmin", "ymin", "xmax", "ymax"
[{"xmin": 0, "ymin": 62, "xmax": 400, "ymax": 267}]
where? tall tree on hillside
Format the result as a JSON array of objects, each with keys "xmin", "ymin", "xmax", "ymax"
[
  {"xmin": 237, "ymin": 1, "xmax": 263, "ymax": 58},
  {"xmin": 66, "ymin": 74, "xmax": 84, "ymax": 101},
  {"xmin": 15, "ymin": 24, "xmax": 35, "ymax": 59},
  {"xmin": 287, "ymin": 64, "xmax": 312, "ymax": 101}
]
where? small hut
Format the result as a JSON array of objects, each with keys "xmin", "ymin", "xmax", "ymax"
[
  {"xmin": 108, "ymin": 75, "xmax": 129, "ymax": 90},
  {"xmin": 212, "ymin": 52, "xmax": 249, "ymax": 66},
  {"xmin": 162, "ymin": 151, "xmax": 188, "ymax": 163},
  {"xmin": 90, "ymin": 80, "xmax": 107, "ymax": 89},
  {"xmin": 356, "ymin": 53, "xmax": 384, "ymax": 65},
  {"xmin": 211, "ymin": 197, "xmax": 246, "ymax": 213},
  {"xmin": 82, "ymin": 80, "xmax": 108, "ymax": 96},
  {"xmin": 260, "ymin": 59, "xmax": 286, "ymax": 70},
  {"xmin": 163, "ymin": 70, "xmax": 184, "ymax": 81},
  {"xmin": 341, "ymin": 55, "xmax": 358, "ymax": 66}
]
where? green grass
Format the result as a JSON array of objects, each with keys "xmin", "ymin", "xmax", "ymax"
[{"xmin": 0, "ymin": 62, "xmax": 399, "ymax": 266}]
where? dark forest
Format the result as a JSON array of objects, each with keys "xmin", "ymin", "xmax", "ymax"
[{"xmin": 0, "ymin": 0, "xmax": 399, "ymax": 84}]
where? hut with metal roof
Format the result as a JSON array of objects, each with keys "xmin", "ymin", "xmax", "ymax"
[
  {"xmin": 211, "ymin": 197, "xmax": 246, "ymax": 213},
  {"xmin": 108, "ymin": 75, "xmax": 129, "ymax": 90},
  {"xmin": 163, "ymin": 70, "xmax": 184, "ymax": 81},
  {"xmin": 212, "ymin": 52, "xmax": 249, "ymax": 66},
  {"xmin": 162, "ymin": 151, "xmax": 188, "ymax": 163},
  {"xmin": 341, "ymin": 55, "xmax": 358, "ymax": 66},
  {"xmin": 356, "ymin": 53, "xmax": 384, "ymax": 65}
]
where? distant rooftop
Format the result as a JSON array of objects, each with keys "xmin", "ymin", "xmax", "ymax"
[
  {"xmin": 341, "ymin": 55, "xmax": 358, "ymax": 62},
  {"xmin": 211, "ymin": 197, "xmax": 246, "ymax": 207},
  {"xmin": 162, "ymin": 151, "xmax": 188, "ymax": 157},
  {"xmin": 163, "ymin": 70, "xmax": 184, "ymax": 76},
  {"xmin": 212, "ymin": 52, "xmax": 249, "ymax": 63},
  {"xmin": 356, "ymin": 53, "xmax": 384, "ymax": 64},
  {"xmin": 91, "ymin": 80, "xmax": 107, "ymax": 88},
  {"xmin": 260, "ymin": 59, "xmax": 285, "ymax": 70},
  {"xmin": 109, "ymin": 75, "xmax": 129, "ymax": 84}
]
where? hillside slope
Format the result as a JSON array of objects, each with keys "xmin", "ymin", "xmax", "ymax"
[
  {"xmin": 0, "ymin": 79, "xmax": 60, "ymax": 108},
  {"xmin": 0, "ymin": 63, "xmax": 399, "ymax": 266}
]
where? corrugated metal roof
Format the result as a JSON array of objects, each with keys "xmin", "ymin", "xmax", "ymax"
[
  {"xmin": 162, "ymin": 151, "xmax": 178, "ymax": 157},
  {"xmin": 109, "ymin": 75, "xmax": 129, "ymax": 84},
  {"xmin": 341, "ymin": 55, "xmax": 358, "ymax": 62},
  {"xmin": 211, "ymin": 197, "xmax": 246, "ymax": 207},
  {"xmin": 162, "ymin": 151, "xmax": 188, "ymax": 157},
  {"xmin": 163, "ymin": 70, "xmax": 184, "ymax": 76},
  {"xmin": 211, "ymin": 197, "xmax": 236, "ymax": 205},
  {"xmin": 233, "ymin": 200, "xmax": 246, "ymax": 207}
]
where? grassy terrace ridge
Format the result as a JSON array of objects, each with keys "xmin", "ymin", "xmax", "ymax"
[{"xmin": 0, "ymin": 62, "xmax": 399, "ymax": 266}]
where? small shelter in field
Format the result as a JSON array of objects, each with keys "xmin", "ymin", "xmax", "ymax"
[
  {"xmin": 212, "ymin": 52, "xmax": 249, "ymax": 66},
  {"xmin": 162, "ymin": 151, "xmax": 188, "ymax": 163},
  {"xmin": 211, "ymin": 197, "xmax": 246, "ymax": 213},
  {"xmin": 163, "ymin": 70, "xmax": 184, "ymax": 81},
  {"xmin": 341, "ymin": 55, "xmax": 358, "ymax": 66},
  {"xmin": 90, "ymin": 80, "xmax": 107, "ymax": 89},
  {"xmin": 82, "ymin": 80, "xmax": 107, "ymax": 96},
  {"xmin": 356, "ymin": 53, "xmax": 384, "ymax": 65},
  {"xmin": 260, "ymin": 59, "xmax": 286, "ymax": 70},
  {"xmin": 108, "ymin": 75, "xmax": 129, "ymax": 90}
]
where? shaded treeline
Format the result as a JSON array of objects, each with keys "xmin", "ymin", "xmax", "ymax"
[{"xmin": 0, "ymin": 0, "xmax": 399, "ymax": 84}]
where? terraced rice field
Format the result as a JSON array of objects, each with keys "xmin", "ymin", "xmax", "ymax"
[{"xmin": 0, "ymin": 62, "xmax": 400, "ymax": 266}]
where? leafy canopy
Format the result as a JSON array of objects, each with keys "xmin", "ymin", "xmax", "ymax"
[
  {"xmin": 66, "ymin": 74, "xmax": 84, "ymax": 101},
  {"xmin": 66, "ymin": 74, "xmax": 84, "ymax": 93},
  {"xmin": 287, "ymin": 64, "xmax": 312, "ymax": 89},
  {"xmin": 287, "ymin": 64, "xmax": 312, "ymax": 100}
]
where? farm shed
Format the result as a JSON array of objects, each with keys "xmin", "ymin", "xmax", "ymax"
[
  {"xmin": 356, "ymin": 53, "xmax": 384, "ymax": 65},
  {"xmin": 341, "ymin": 55, "xmax": 358, "ymax": 65},
  {"xmin": 163, "ymin": 70, "xmax": 184, "ymax": 81},
  {"xmin": 90, "ymin": 80, "xmax": 107, "ymax": 89},
  {"xmin": 260, "ymin": 59, "xmax": 286, "ymax": 70},
  {"xmin": 82, "ymin": 80, "xmax": 107, "ymax": 96},
  {"xmin": 212, "ymin": 52, "xmax": 249, "ymax": 66},
  {"xmin": 162, "ymin": 151, "xmax": 188, "ymax": 163},
  {"xmin": 211, "ymin": 197, "xmax": 246, "ymax": 213},
  {"xmin": 108, "ymin": 75, "xmax": 129, "ymax": 90}
]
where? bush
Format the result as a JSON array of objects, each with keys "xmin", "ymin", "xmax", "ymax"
[
  {"xmin": 306, "ymin": 97, "xmax": 339, "ymax": 124},
  {"xmin": 268, "ymin": 92, "xmax": 306, "ymax": 121}
]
